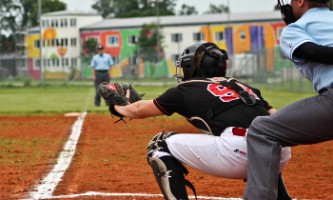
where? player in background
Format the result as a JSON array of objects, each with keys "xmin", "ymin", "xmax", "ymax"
[
  {"xmin": 244, "ymin": 0, "xmax": 333, "ymax": 199},
  {"xmin": 111, "ymin": 42, "xmax": 292, "ymax": 200},
  {"xmin": 90, "ymin": 44, "xmax": 114, "ymax": 107}
]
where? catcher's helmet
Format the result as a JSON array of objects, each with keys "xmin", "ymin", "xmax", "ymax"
[{"xmin": 175, "ymin": 42, "xmax": 228, "ymax": 82}]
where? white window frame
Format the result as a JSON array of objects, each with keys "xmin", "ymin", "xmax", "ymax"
[
  {"xmin": 171, "ymin": 33, "xmax": 182, "ymax": 43},
  {"xmin": 70, "ymin": 38, "xmax": 77, "ymax": 47},
  {"xmin": 215, "ymin": 31, "xmax": 224, "ymax": 41},
  {"xmin": 239, "ymin": 31, "xmax": 246, "ymax": 41},
  {"xmin": 70, "ymin": 18, "xmax": 77, "ymax": 27},
  {"xmin": 112, "ymin": 56, "xmax": 120, "ymax": 65},
  {"xmin": 127, "ymin": 35, "xmax": 138, "ymax": 45},
  {"xmin": 193, "ymin": 32, "xmax": 204, "ymax": 42},
  {"xmin": 107, "ymin": 35, "xmax": 119, "ymax": 47},
  {"xmin": 171, "ymin": 54, "xmax": 180, "ymax": 63}
]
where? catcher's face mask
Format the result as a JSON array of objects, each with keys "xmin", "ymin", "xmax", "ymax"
[
  {"xmin": 278, "ymin": 0, "xmax": 297, "ymax": 25},
  {"xmin": 174, "ymin": 43, "xmax": 201, "ymax": 83}
]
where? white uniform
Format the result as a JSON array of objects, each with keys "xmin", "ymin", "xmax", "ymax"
[{"xmin": 154, "ymin": 127, "xmax": 291, "ymax": 179}]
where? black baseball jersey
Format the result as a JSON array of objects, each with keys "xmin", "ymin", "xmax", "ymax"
[{"xmin": 153, "ymin": 77, "xmax": 271, "ymax": 136}]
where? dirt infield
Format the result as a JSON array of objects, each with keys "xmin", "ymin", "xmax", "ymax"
[{"xmin": 0, "ymin": 114, "xmax": 332, "ymax": 200}]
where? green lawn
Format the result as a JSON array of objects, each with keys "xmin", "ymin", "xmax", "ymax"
[{"xmin": 0, "ymin": 85, "xmax": 315, "ymax": 115}]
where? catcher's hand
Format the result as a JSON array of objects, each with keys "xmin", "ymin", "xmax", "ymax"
[{"xmin": 97, "ymin": 82, "xmax": 144, "ymax": 122}]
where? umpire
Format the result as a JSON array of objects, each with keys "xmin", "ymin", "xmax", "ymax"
[{"xmin": 90, "ymin": 45, "xmax": 114, "ymax": 107}]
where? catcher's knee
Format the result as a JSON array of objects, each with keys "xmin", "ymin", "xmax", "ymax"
[{"xmin": 147, "ymin": 131, "xmax": 175, "ymax": 159}]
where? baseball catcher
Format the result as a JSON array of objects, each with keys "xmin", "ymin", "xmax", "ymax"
[
  {"xmin": 97, "ymin": 82, "xmax": 143, "ymax": 122},
  {"xmin": 101, "ymin": 42, "xmax": 292, "ymax": 200}
]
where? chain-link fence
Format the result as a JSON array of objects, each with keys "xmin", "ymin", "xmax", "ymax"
[{"xmin": 0, "ymin": 48, "xmax": 314, "ymax": 93}]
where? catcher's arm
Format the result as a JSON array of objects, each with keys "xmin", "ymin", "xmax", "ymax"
[
  {"xmin": 114, "ymin": 100, "xmax": 163, "ymax": 119},
  {"xmin": 98, "ymin": 82, "xmax": 163, "ymax": 122}
]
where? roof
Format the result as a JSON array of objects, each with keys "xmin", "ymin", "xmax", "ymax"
[
  {"xmin": 81, "ymin": 11, "xmax": 283, "ymax": 30},
  {"xmin": 27, "ymin": 26, "xmax": 39, "ymax": 34},
  {"xmin": 42, "ymin": 10, "xmax": 100, "ymax": 17}
]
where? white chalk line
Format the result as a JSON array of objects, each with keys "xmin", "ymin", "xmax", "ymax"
[
  {"xmin": 28, "ymin": 191, "xmax": 243, "ymax": 200},
  {"xmin": 28, "ymin": 112, "xmax": 87, "ymax": 200}
]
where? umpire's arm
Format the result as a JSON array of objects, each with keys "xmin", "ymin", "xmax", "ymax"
[{"xmin": 115, "ymin": 100, "xmax": 163, "ymax": 119}]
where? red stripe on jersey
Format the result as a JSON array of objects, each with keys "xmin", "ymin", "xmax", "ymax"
[{"xmin": 153, "ymin": 99, "xmax": 171, "ymax": 116}]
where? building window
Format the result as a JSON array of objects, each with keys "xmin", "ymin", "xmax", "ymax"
[
  {"xmin": 107, "ymin": 35, "xmax": 119, "ymax": 47},
  {"xmin": 171, "ymin": 54, "xmax": 180, "ymax": 63},
  {"xmin": 52, "ymin": 39, "xmax": 57, "ymax": 47},
  {"xmin": 193, "ymin": 32, "xmax": 204, "ymax": 42},
  {"xmin": 171, "ymin": 33, "xmax": 182, "ymax": 43},
  {"xmin": 52, "ymin": 58, "xmax": 57, "ymax": 66},
  {"xmin": 128, "ymin": 56, "xmax": 136, "ymax": 65},
  {"xmin": 59, "ymin": 38, "xmax": 68, "ymax": 46},
  {"xmin": 47, "ymin": 59, "xmax": 50, "ymax": 67},
  {"xmin": 128, "ymin": 35, "xmax": 138, "ymax": 45},
  {"xmin": 239, "ymin": 31, "xmax": 246, "ymax": 40},
  {"xmin": 215, "ymin": 31, "xmax": 224, "ymax": 41},
  {"xmin": 112, "ymin": 56, "xmax": 120, "ymax": 65},
  {"xmin": 42, "ymin": 20, "xmax": 50, "ymax": 28},
  {"xmin": 71, "ymin": 58, "xmax": 77, "ymax": 67},
  {"xmin": 70, "ymin": 18, "xmax": 77, "ymax": 27},
  {"xmin": 70, "ymin": 38, "xmax": 77, "ymax": 47},
  {"xmin": 51, "ymin": 19, "xmax": 58, "ymax": 27},
  {"xmin": 35, "ymin": 59, "xmax": 40, "ymax": 68},
  {"xmin": 61, "ymin": 58, "xmax": 69, "ymax": 66},
  {"xmin": 34, "ymin": 40, "xmax": 40, "ymax": 48},
  {"xmin": 277, "ymin": 27, "xmax": 283, "ymax": 39},
  {"xmin": 60, "ymin": 19, "xmax": 68, "ymax": 27}
]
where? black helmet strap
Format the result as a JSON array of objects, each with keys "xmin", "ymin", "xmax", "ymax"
[{"xmin": 278, "ymin": 0, "xmax": 297, "ymax": 25}]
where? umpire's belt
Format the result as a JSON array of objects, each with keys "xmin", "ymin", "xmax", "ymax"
[{"xmin": 96, "ymin": 70, "xmax": 109, "ymax": 73}]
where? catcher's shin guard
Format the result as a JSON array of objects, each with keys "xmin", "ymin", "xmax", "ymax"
[{"xmin": 148, "ymin": 156, "xmax": 196, "ymax": 200}]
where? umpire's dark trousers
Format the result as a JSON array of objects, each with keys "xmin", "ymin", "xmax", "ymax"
[
  {"xmin": 94, "ymin": 70, "xmax": 110, "ymax": 106},
  {"xmin": 244, "ymin": 88, "xmax": 333, "ymax": 200}
]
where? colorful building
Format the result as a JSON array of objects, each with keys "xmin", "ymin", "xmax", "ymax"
[
  {"xmin": 80, "ymin": 11, "xmax": 286, "ymax": 79},
  {"xmin": 26, "ymin": 11, "xmax": 102, "ymax": 80},
  {"xmin": 26, "ymin": 11, "xmax": 287, "ymax": 80}
]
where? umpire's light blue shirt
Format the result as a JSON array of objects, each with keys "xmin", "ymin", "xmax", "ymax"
[
  {"xmin": 280, "ymin": 8, "xmax": 333, "ymax": 92},
  {"xmin": 90, "ymin": 53, "xmax": 114, "ymax": 71}
]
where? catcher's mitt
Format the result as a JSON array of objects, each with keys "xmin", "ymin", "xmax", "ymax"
[{"xmin": 97, "ymin": 82, "xmax": 144, "ymax": 122}]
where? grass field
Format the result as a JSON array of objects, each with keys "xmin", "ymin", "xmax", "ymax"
[{"xmin": 0, "ymin": 84, "xmax": 315, "ymax": 115}]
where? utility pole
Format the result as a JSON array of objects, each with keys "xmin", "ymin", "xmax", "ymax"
[
  {"xmin": 38, "ymin": 0, "xmax": 43, "ymax": 83},
  {"xmin": 155, "ymin": 0, "xmax": 160, "ymax": 66}
]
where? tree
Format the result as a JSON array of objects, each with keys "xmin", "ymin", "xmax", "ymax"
[
  {"xmin": 204, "ymin": 4, "xmax": 229, "ymax": 14},
  {"xmin": 178, "ymin": 4, "xmax": 198, "ymax": 15},
  {"xmin": 84, "ymin": 37, "xmax": 98, "ymax": 55},
  {"xmin": 0, "ymin": 35, "xmax": 15, "ymax": 53},
  {"xmin": 91, "ymin": 0, "xmax": 176, "ymax": 19},
  {"xmin": 91, "ymin": 0, "xmax": 113, "ymax": 18},
  {"xmin": 21, "ymin": 0, "xmax": 66, "ymax": 27},
  {"xmin": 0, "ymin": 0, "xmax": 21, "ymax": 34},
  {"xmin": 137, "ymin": 23, "xmax": 164, "ymax": 63}
]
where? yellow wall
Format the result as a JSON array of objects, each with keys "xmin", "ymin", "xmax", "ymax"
[{"xmin": 26, "ymin": 34, "xmax": 40, "ymax": 58}]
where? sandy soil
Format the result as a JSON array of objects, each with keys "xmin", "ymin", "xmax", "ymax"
[{"xmin": 0, "ymin": 114, "xmax": 332, "ymax": 199}]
